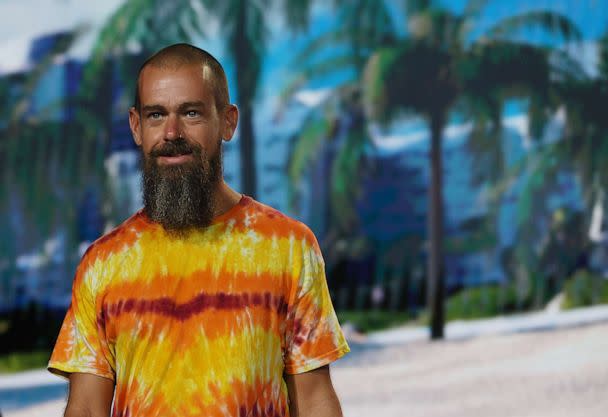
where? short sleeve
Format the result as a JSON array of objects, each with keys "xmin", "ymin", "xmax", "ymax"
[
  {"xmin": 283, "ymin": 232, "xmax": 350, "ymax": 374},
  {"xmin": 48, "ymin": 253, "xmax": 115, "ymax": 381}
]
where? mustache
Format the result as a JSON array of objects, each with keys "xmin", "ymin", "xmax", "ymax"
[{"xmin": 149, "ymin": 138, "xmax": 199, "ymax": 158}]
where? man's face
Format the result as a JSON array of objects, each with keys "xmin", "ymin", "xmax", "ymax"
[{"xmin": 128, "ymin": 64, "xmax": 238, "ymax": 232}]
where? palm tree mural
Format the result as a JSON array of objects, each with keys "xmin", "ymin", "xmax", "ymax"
[
  {"xmin": 554, "ymin": 31, "xmax": 608, "ymax": 225},
  {"xmin": 362, "ymin": 0, "xmax": 581, "ymax": 339},
  {"xmin": 0, "ymin": 30, "xmax": 89, "ymax": 350},
  {"xmin": 0, "ymin": 30, "xmax": 81, "ymax": 272},
  {"xmin": 509, "ymin": 29, "xmax": 608, "ymax": 302},
  {"xmin": 280, "ymin": 0, "xmax": 397, "ymax": 99},
  {"xmin": 494, "ymin": 30, "xmax": 608, "ymax": 310},
  {"xmin": 284, "ymin": 0, "xmax": 403, "ymax": 279},
  {"xmin": 87, "ymin": 0, "xmax": 313, "ymax": 199}
]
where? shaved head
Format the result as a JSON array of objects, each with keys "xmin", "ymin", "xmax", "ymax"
[{"xmin": 134, "ymin": 43, "xmax": 229, "ymax": 112}]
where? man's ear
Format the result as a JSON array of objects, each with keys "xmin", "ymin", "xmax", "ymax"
[
  {"xmin": 129, "ymin": 107, "xmax": 142, "ymax": 147},
  {"xmin": 221, "ymin": 104, "xmax": 239, "ymax": 142}
]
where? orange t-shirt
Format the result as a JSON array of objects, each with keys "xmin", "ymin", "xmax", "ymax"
[{"xmin": 48, "ymin": 196, "xmax": 349, "ymax": 416}]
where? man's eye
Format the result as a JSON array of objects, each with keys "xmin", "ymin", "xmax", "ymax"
[
  {"xmin": 148, "ymin": 112, "xmax": 162, "ymax": 120},
  {"xmin": 186, "ymin": 110, "xmax": 199, "ymax": 117}
]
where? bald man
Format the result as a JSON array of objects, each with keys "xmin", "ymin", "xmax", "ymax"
[{"xmin": 48, "ymin": 44, "xmax": 349, "ymax": 417}]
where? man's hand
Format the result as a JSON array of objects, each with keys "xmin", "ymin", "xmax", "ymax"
[
  {"xmin": 64, "ymin": 373, "xmax": 114, "ymax": 417},
  {"xmin": 285, "ymin": 365, "xmax": 343, "ymax": 417}
]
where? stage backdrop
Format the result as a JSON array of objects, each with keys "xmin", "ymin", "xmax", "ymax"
[{"xmin": 1, "ymin": 0, "xmax": 608, "ymax": 367}]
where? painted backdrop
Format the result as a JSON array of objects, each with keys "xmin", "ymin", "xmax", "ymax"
[{"xmin": 1, "ymin": 0, "xmax": 608, "ymax": 352}]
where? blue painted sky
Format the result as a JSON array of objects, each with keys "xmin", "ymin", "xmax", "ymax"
[
  {"xmin": 202, "ymin": 0, "xmax": 608, "ymax": 205},
  {"xmin": 1, "ymin": 0, "xmax": 606, "ymax": 206},
  {"xmin": 245, "ymin": 0, "xmax": 607, "ymax": 128},
  {"xmin": 435, "ymin": 0, "xmax": 607, "ymax": 38}
]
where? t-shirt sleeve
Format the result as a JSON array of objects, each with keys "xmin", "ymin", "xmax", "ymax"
[
  {"xmin": 48, "ymin": 252, "xmax": 116, "ymax": 381},
  {"xmin": 283, "ymin": 230, "xmax": 350, "ymax": 374}
]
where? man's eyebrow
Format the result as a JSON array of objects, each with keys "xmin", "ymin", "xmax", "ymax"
[
  {"xmin": 178, "ymin": 101, "xmax": 207, "ymax": 110},
  {"xmin": 141, "ymin": 104, "xmax": 166, "ymax": 113}
]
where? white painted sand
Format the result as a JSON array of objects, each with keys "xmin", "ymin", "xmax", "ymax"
[{"xmin": 5, "ymin": 321, "xmax": 608, "ymax": 417}]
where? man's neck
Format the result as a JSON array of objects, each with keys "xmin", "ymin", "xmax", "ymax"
[{"xmin": 211, "ymin": 181, "xmax": 243, "ymax": 219}]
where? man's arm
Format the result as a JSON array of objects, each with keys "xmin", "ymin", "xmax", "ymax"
[
  {"xmin": 64, "ymin": 373, "xmax": 114, "ymax": 417},
  {"xmin": 285, "ymin": 365, "xmax": 343, "ymax": 417}
]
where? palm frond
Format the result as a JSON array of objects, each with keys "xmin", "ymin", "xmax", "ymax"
[
  {"xmin": 550, "ymin": 49, "xmax": 590, "ymax": 82},
  {"xmin": 407, "ymin": 9, "xmax": 466, "ymax": 46},
  {"xmin": 340, "ymin": 0, "xmax": 397, "ymax": 44},
  {"xmin": 300, "ymin": 54, "xmax": 360, "ymax": 81},
  {"xmin": 459, "ymin": 40, "xmax": 551, "ymax": 98},
  {"xmin": 90, "ymin": 0, "xmax": 152, "ymax": 58},
  {"xmin": 363, "ymin": 46, "xmax": 402, "ymax": 122},
  {"xmin": 458, "ymin": 0, "xmax": 489, "ymax": 40},
  {"xmin": 292, "ymin": 30, "xmax": 356, "ymax": 65},
  {"xmin": 276, "ymin": 54, "xmax": 360, "ymax": 116},
  {"xmin": 515, "ymin": 141, "xmax": 566, "ymax": 231},
  {"xmin": 599, "ymin": 30, "xmax": 608, "ymax": 79},
  {"xmin": 466, "ymin": 104, "xmax": 505, "ymax": 186},
  {"xmin": 404, "ymin": 0, "xmax": 431, "ymax": 16},
  {"xmin": 485, "ymin": 11, "xmax": 582, "ymax": 43},
  {"xmin": 463, "ymin": 0, "xmax": 489, "ymax": 18},
  {"xmin": 184, "ymin": 2, "xmax": 206, "ymax": 38},
  {"xmin": 292, "ymin": 0, "xmax": 397, "ymax": 75},
  {"xmin": 557, "ymin": 79, "xmax": 608, "ymax": 132},
  {"xmin": 9, "ymin": 28, "xmax": 84, "ymax": 126},
  {"xmin": 363, "ymin": 41, "xmax": 458, "ymax": 123},
  {"xmin": 329, "ymin": 123, "xmax": 368, "ymax": 233},
  {"xmin": 84, "ymin": 0, "xmax": 198, "ymax": 95},
  {"xmin": 283, "ymin": 0, "xmax": 398, "ymax": 116},
  {"xmin": 287, "ymin": 115, "xmax": 333, "ymax": 189},
  {"xmin": 282, "ymin": 0, "xmax": 312, "ymax": 30},
  {"xmin": 460, "ymin": 40, "xmax": 560, "ymax": 142}
]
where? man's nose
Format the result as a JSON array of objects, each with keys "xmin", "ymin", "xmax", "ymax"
[{"xmin": 164, "ymin": 114, "xmax": 182, "ymax": 141}]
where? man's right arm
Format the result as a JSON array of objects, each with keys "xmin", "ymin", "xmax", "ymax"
[{"xmin": 64, "ymin": 373, "xmax": 115, "ymax": 417}]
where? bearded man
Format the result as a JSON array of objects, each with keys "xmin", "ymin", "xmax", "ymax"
[{"xmin": 48, "ymin": 43, "xmax": 349, "ymax": 417}]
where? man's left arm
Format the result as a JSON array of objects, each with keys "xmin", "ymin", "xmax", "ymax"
[{"xmin": 285, "ymin": 365, "xmax": 343, "ymax": 417}]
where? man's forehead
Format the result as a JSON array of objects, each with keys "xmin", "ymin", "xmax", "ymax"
[
  {"xmin": 140, "ymin": 63, "xmax": 213, "ymax": 84},
  {"xmin": 138, "ymin": 64, "xmax": 216, "ymax": 101}
]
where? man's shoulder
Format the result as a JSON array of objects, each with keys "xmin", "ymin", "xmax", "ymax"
[
  {"xmin": 246, "ymin": 198, "xmax": 318, "ymax": 244},
  {"xmin": 80, "ymin": 210, "xmax": 147, "ymax": 266}
]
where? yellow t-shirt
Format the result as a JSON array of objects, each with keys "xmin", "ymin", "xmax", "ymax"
[{"xmin": 48, "ymin": 196, "xmax": 349, "ymax": 416}]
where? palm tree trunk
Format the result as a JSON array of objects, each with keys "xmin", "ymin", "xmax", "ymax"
[
  {"xmin": 238, "ymin": 101, "xmax": 257, "ymax": 198},
  {"xmin": 231, "ymin": 5, "xmax": 259, "ymax": 199},
  {"xmin": 428, "ymin": 113, "xmax": 446, "ymax": 340}
]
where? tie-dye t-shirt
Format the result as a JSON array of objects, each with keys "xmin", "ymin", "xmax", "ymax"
[{"xmin": 48, "ymin": 195, "xmax": 349, "ymax": 417}]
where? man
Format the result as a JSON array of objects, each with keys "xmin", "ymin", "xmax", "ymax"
[{"xmin": 48, "ymin": 43, "xmax": 349, "ymax": 417}]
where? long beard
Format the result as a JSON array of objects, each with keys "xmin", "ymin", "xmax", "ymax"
[{"xmin": 141, "ymin": 138, "xmax": 222, "ymax": 234}]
